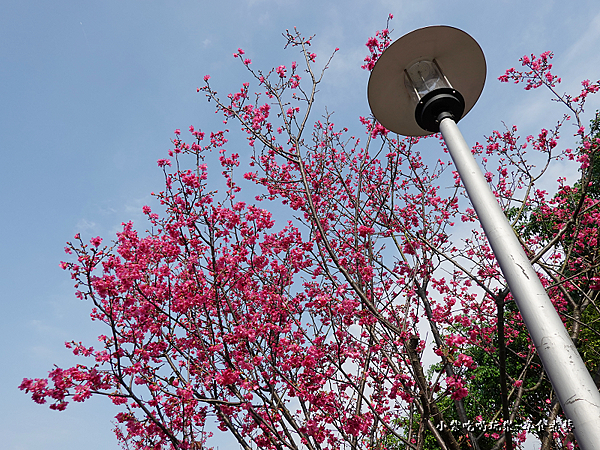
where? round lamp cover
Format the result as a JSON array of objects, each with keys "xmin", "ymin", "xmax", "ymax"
[{"xmin": 367, "ymin": 25, "xmax": 486, "ymax": 136}]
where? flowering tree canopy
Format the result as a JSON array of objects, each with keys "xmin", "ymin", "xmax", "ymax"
[{"xmin": 21, "ymin": 19, "xmax": 600, "ymax": 450}]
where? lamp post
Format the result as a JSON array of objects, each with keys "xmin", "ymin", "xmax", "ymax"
[{"xmin": 368, "ymin": 25, "xmax": 600, "ymax": 449}]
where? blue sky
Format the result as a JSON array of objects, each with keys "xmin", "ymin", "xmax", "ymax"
[{"xmin": 2, "ymin": 1, "xmax": 600, "ymax": 449}]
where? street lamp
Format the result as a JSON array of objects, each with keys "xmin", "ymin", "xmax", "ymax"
[
  {"xmin": 368, "ymin": 25, "xmax": 600, "ymax": 450},
  {"xmin": 368, "ymin": 25, "xmax": 485, "ymax": 136}
]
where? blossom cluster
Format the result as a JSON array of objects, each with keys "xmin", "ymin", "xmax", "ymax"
[{"xmin": 20, "ymin": 19, "xmax": 600, "ymax": 450}]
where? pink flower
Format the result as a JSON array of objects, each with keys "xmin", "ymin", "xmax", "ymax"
[
  {"xmin": 276, "ymin": 65, "xmax": 287, "ymax": 78},
  {"xmin": 454, "ymin": 353, "xmax": 475, "ymax": 369},
  {"xmin": 203, "ymin": 74, "xmax": 210, "ymax": 82},
  {"xmin": 447, "ymin": 376, "xmax": 469, "ymax": 400},
  {"xmin": 371, "ymin": 123, "xmax": 388, "ymax": 138},
  {"xmin": 446, "ymin": 335, "xmax": 467, "ymax": 347},
  {"xmin": 110, "ymin": 395, "xmax": 128, "ymax": 405},
  {"xmin": 358, "ymin": 225, "xmax": 374, "ymax": 237},
  {"xmin": 90, "ymin": 236, "xmax": 102, "ymax": 248}
]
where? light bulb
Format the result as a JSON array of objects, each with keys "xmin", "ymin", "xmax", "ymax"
[{"xmin": 404, "ymin": 59, "xmax": 451, "ymax": 100}]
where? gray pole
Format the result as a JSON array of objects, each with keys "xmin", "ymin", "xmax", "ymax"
[{"xmin": 438, "ymin": 116, "xmax": 600, "ymax": 449}]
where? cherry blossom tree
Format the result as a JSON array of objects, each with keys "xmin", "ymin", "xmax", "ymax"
[{"xmin": 21, "ymin": 19, "xmax": 600, "ymax": 450}]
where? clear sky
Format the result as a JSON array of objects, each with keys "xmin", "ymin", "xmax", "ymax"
[{"xmin": 2, "ymin": 1, "xmax": 600, "ymax": 449}]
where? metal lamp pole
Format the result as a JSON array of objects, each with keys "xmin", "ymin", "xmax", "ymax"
[
  {"xmin": 368, "ymin": 25, "xmax": 600, "ymax": 449},
  {"xmin": 440, "ymin": 116, "xmax": 600, "ymax": 449}
]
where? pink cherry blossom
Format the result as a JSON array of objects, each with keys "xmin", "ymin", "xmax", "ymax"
[{"xmin": 21, "ymin": 21, "xmax": 599, "ymax": 450}]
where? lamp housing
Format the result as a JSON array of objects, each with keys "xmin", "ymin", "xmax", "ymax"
[{"xmin": 367, "ymin": 26, "xmax": 486, "ymax": 136}]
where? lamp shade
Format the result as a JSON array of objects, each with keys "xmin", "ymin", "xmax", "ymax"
[{"xmin": 367, "ymin": 26, "xmax": 486, "ymax": 136}]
